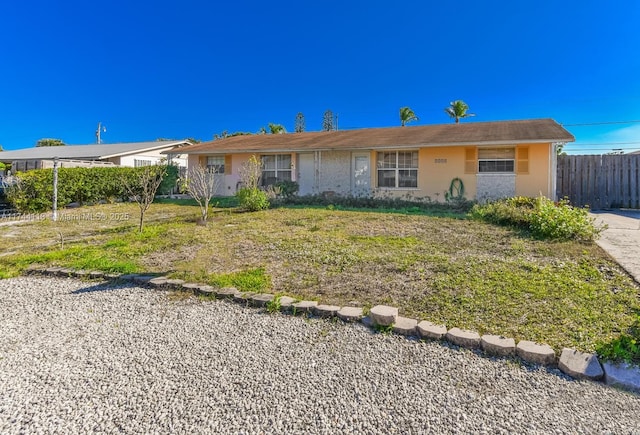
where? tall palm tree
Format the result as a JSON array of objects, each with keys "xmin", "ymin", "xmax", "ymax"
[
  {"xmin": 399, "ymin": 107, "xmax": 419, "ymax": 126},
  {"xmin": 268, "ymin": 123, "xmax": 286, "ymax": 134},
  {"xmin": 445, "ymin": 100, "xmax": 475, "ymax": 123}
]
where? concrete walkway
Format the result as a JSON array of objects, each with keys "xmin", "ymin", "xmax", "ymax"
[{"xmin": 591, "ymin": 210, "xmax": 640, "ymax": 284}]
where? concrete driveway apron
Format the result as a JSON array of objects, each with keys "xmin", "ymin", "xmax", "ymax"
[{"xmin": 591, "ymin": 210, "xmax": 640, "ymax": 284}]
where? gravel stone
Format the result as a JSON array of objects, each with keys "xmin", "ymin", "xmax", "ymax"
[{"xmin": 1, "ymin": 276, "xmax": 639, "ymax": 435}]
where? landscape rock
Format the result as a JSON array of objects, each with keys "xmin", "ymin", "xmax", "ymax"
[
  {"xmin": 602, "ymin": 361, "xmax": 640, "ymax": 393},
  {"xmin": 148, "ymin": 277, "xmax": 169, "ymax": 288},
  {"xmin": 369, "ymin": 305, "xmax": 398, "ymax": 326},
  {"xmin": 181, "ymin": 283, "xmax": 202, "ymax": 293},
  {"xmin": 195, "ymin": 285, "xmax": 215, "ymax": 296},
  {"xmin": 559, "ymin": 348, "xmax": 604, "ymax": 381},
  {"xmin": 233, "ymin": 292, "xmax": 255, "ymax": 304},
  {"xmin": 416, "ymin": 321, "xmax": 447, "ymax": 340},
  {"xmin": 216, "ymin": 287, "xmax": 240, "ymax": 299},
  {"xmin": 164, "ymin": 279, "xmax": 185, "ymax": 288},
  {"xmin": 45, "ymin": 267, "xmax": 63, "ymax": 276},
  {"xmin": 277, "ymin": 296, "xmax": 297, "ymax": 311},
  {"xmin": 132, "ymin": 275, "xmax": 155, "ymax": 285},
  {"xmin": 118, "ymin": 274, "xmax": 139, "ymax": 281},
  {"xmin": 314, "ymin": 304, "xmax": 341, "ymax": 318},
  {"xmin": 393, "ymin": 316, "xmax": 418, "ymax": 336},
  {"xmin": 89, "ymin": 271, "xmax": 105, "ymax": 280},
  {"xmin": 446, "ymin": 328, "xmax": 481, "ymax": 349},
  {"xmin": 481, "ymin": 335, "xmax": 516, "ymax": 357},
  {"xmin": 72, "ymin": 270, "xmax": 90, "ymax": 278},
  {"xmin": 250, "ymin": 293, "xmax": 275, "ymax": 307},
  {"xmin": 516, "ymin": 341, "xmax": 556, "ymax": 366},
  {"xmin": 291, "ymin": 300, "xmax": 318, "ymax": 314},
  {"xmin": 337, "ymin": 307, "xmax": 363, "ymax": 322}
]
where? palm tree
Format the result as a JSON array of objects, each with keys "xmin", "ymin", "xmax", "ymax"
[
  {"xmin": 445, "ymin": 100, "xmax": 475, "ymax": 123},
  {"xmin": 399, "ymin": 107, "xmax": 419, "ymax": 126},
  {"xmin": 268, "ymin": 123, "xmax": 286, "ymax": 134}
]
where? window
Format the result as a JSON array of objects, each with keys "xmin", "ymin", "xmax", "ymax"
[
  {"xmin": 261, "ymin": 154, "xmax": 292, "ymax": 186},
  {"xmin": 206, "ymin": 156, "xmax": 225, "ymax": 174},
  {"xmin": 377, "ymin": 151, "xmax": 418, "ymax": 188},
  {"xmin": 134, "ymin": 159, "xmax": 152, "ymax": 167},
  {"xmin": 478, "ymin": 148, "xmax": 515, "ymax": 173}
]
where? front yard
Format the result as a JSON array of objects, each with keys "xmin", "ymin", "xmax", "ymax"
[{"xmin": 0, "ymin": 201, "xmax": 638, "ymax": 354}]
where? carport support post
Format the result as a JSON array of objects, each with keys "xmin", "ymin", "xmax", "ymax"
[{"xmin": 52, "ymin": 157, "xmax": 58, "ymax": 222}]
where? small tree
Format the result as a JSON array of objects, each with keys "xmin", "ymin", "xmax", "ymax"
[
  {"xmin": 444, "ymin": 100, "xmax": 475, "ymax": 123},
  {"xmin": 182, "ymin": 164, "xmax": 222, "ymax": 223},
  {"xmin": 399, "ymin": 106, "xmax": 419, "ymax": 126},
  {"xmin": 295, "ymin": 112, "xmax": 305, "ymax": 133},
  {"xmin": 237, "ymin": 155, "xmax": 269, "ymax": 211},
  {"xmin": 123, "ymin": 165, "xmax": 167, "ymax": 232},
  {"xmin": 36, "ymin": 138, "xmax": 66, "ymax": 147},
  {"xmin": 322, "ymin": 109, "xmax": 334, "ymax": 131},
  {"xmin": 268, "ymin": 123, "xmax": 286, "ymax": 134}
]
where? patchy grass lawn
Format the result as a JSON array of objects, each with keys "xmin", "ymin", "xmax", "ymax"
[{"xmin": 0, "ymin": 201, "xmax": 638, "ymax": 354}]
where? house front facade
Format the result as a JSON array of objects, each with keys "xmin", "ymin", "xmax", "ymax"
[{"xmin": 178, "ymin": 119, "xmax": 574, "ymax": 202}]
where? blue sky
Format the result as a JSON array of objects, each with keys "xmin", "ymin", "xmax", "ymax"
[{"xmin": 1, "ymin": 1, "xmax": 639, "ymax": 154}]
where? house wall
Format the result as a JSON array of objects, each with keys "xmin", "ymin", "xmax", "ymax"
[
  {"xmin": 188, "ymin": 142, "xmax": 555, "ymax": 200},
  {"xmin": 515, "ymin": 142, "xmax": 552, "ymax": 198},
  {"xmin": 420, "ymin": 147, "xmax": 476, "ymax": 202},
  {"xmin": 317, "ymin": 151, "xmax": 351, "ymax": 195},
  {"xmin": 119, "ymin": 148, "xmax": 184, "ymax": 167}
]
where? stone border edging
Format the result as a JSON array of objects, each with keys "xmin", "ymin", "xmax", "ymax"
[{"xmin": 23, "ymin": 266, "xmax": 640, "ymax": 394}]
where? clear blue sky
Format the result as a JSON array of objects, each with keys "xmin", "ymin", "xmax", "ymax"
[{"xmin": 1, "ymin": 0, "xmax": 639, "ymax": 154}]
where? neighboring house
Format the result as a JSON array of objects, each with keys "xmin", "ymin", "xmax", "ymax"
[
  {"xmin": 175, "ymin": 119, "xmax": 574, "ymax": 202},
  {"xmin": 0, "ymin": 140, "xmax": 190, "ymax": 172}
]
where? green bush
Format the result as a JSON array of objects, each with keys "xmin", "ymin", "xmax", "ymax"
[
  {"xmin": 470, "ymin": 196, "xmax": 603, "ymax": 242},
  {"xmin": 597, "ymin": 312, "xmax": 640, "ymax": 364},
  {"xmin": 236, "ymin": 187, "xmax": 270, "ymax": 211},
  {"xmin": 529, "ymin": 197, "xmax": 603, "ymax": 242},
  {"xmin": 274, "ymin": 180, "xmax": 299, "ymax": 198},
  {"xmin": 469, "ymin": 196, "xmax": 535, "ymax": 228},
  {"xmin": 7, "ymin": 165, "xmax": 178, "ymax": 213}
]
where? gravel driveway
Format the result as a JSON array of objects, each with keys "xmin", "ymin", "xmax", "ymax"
[{"xmin": 1, "ymin": 277, "xmax": 639, "ymax": 434}]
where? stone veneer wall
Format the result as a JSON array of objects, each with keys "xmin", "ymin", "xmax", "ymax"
[
  {"xmin": 317, "ymin": 151, "xmax": 351, "ymax": 195},
  {"xmin": 476, "ymin": 174, "xmax": 516, "ymax": 203}
]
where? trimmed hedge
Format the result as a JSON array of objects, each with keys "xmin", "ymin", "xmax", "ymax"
[{"xmin": 7, "ymin": 165, "xmax": 178, "ymax": 213}]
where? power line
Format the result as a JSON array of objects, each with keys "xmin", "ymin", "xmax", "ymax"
[{"xmin": 562, "ymin": 120, "xmax": 640, "ymax": 127}]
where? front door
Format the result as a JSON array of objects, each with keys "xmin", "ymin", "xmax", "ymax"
[
  {"xmin": 352, "ymin": 153, "xmax": 370, "ymax": 196},
  {"xmin": 297, "ymin": 153, "xmax": 315, "ymax": 196}
]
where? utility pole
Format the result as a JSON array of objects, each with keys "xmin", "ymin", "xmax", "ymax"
[
  {"xmin": 52, "ymin": 157, "xmax": 59, "ymax": 222},
  {"xmin": 96, "ymin": 122, "xmax": 107, "ymax": 144}
]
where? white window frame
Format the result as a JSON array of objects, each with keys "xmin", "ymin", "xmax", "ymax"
[
  {"xmin": 261, "ymin": 154, "xmax": 292, "ymax": 186},
  {"xmin": 206, "ymin": 156, "xmax": 225, "ymax": 174},
  {"xmin": 134, "ymin": 159, "xmax": 152, "ymax": 167},
  {"xmin": 478, "ymin": 147, "xmax": 515, "ymax": 173},
  {"xmin": 376, "ymin": 150, "xmax": 418, "ymax": 188}
]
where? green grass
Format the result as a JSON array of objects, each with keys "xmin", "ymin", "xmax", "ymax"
[{"xmin": 0, "ymin": 201, "xmax": 638, "ymax": 357}]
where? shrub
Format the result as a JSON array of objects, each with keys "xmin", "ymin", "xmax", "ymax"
[
  {"xmin": 597, "ymin": 312, "xmax": 640, "ymax": 364},
  {"xmin": 529, "ymin": 197, "xmax": 603, "ymax": 242},
  {"xmin": 470, "ymin": 196, "xmax": 604, "ymax": 242},
  {"xmin": 7, "ymin": 165, "xmax": 178, "ymax": 213},
  {"xmin": 469, "ymin": 196, "xmax": 535, "ymax": 228},
  {"xmin": 274, "ymin": 180, "xmax": 299, "ymax": 198},
  {"xmin": 237, "ymin": 187, "xmax": 270, "ymax": 211}
]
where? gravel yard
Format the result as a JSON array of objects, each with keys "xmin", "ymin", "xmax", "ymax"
[{"xmin": 1, "ymin": 277, "xmax": 639, "ymax": 434}]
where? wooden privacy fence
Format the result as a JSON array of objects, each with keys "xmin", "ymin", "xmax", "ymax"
[{"xmin": 557, "ymin": 154, "xmax": 640, "ymax": 210}]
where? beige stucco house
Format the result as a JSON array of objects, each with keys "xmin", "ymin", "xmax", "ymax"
[{"xmin": 175, "ymin": 119, "xmax": 574, "ymax": 202}]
